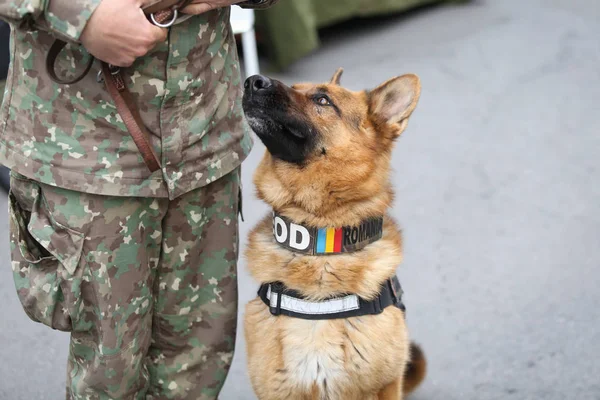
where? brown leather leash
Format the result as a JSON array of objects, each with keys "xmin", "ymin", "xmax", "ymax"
[{"xmin": 45, "ymin": 0, "xmax": 194, "ymax": 172}]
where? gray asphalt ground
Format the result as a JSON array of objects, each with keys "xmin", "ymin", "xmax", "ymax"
[{"xmin": 1, "ymin": 0, "xmax": 600, "ymax": 399}]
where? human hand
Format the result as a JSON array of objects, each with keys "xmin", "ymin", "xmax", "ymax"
[
  {"xmin": 81, "ymin": 0, "xmax": 167, "ymax": 67},
  {"xmin": 182, "ymin": 0, "xmax": 243, "ymax": 15}
]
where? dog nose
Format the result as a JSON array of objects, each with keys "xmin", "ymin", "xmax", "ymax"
[{"xmin": 245, "ymin": 75, "xmax": 273, "ymax": 93}]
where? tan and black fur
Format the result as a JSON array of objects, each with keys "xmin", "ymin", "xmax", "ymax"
[{"xmin": 242, "ymin": 69, "xmax": 426, "ymax": 400}]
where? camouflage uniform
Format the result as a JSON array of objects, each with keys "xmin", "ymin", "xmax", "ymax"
[{"xmin": 0, "ymin": 0, "xmax": 279, "ymax": 398}]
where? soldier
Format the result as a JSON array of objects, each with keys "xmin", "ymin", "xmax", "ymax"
[{"xmin": 0, "ymin": 0, "xmax": 279, "ymax": 399}]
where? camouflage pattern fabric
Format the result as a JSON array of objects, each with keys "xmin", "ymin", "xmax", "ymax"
[
  {"xmin": 9, "ymin": 167, "xmax": 241, "ymax": 399},
  {"xmin": 0, "ymin": 0, "xmax": 278, "ymax": 199}
]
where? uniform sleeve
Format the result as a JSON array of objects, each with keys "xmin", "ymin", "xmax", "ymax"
[
  {"xmin": 0, "ymin": 0, "xmax": 102, "ymax": 42},
  {"xmin": 238, "ymin": 0, "xmax": 281, "ymax": 10}
]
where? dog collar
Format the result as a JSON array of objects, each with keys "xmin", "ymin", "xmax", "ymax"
[
  {"xmin": 257, "ymin": 276, "xmax": 405, "ymax": 320},
  {"xmin": 272, "ymin": 212, "xmax": 384, "ymax": 255}
]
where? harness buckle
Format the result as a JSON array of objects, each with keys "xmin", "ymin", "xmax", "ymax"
[{"xmin": 269, "ymin": 282, "xmax": 284, "ymax": 316}]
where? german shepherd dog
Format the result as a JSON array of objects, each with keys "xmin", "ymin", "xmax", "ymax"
[{"xmin": 241, "ymin": 68, "xmax": 426, "ymax": 400}]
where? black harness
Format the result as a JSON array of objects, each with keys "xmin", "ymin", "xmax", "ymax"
[
  {"xmin": 257, "ymin": 213, "xmax": 406, "ymax": 320},
  {"xmin": 258, "ymin": 276, "xmax": 405, "ymax": 320}
]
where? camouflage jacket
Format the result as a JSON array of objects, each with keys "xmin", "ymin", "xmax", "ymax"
[{"xmin": 0, "ymin": 0, "xmax": 279, "ymax": 199}]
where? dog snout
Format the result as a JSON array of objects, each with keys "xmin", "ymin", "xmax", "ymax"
[{"xmin": 245, "ymin": 75, "xmax": 273, "ymax": 94}]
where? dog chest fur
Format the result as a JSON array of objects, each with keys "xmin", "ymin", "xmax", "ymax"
[
  {"xmin": 245, "ymin": 300, "xmax": 409, "ymax": 400},
  {"xmin": 283, "ymin": 319, "xmax": 348, "ymax": 390}
]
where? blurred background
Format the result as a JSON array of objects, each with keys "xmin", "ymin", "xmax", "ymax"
[{"xmin": 1, "ymin": 0, "xmax": 599, "ymax": 399}]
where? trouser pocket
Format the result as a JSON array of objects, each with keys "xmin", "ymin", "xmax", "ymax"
[{"xmin": 9, "ymin": 174, "xmax": 86, "ymax": 332}]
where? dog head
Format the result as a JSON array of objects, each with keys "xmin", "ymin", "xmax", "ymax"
[{"xmin": 242, "ymin": 69, "xmax": 421, "ymax": 221}]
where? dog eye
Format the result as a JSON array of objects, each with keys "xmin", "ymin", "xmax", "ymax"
[{"xmin": 315, "ymin": 96, "xmax": 331, "ymax": 106}]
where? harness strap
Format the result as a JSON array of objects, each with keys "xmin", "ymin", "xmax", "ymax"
[
  {"xmin": 44, "ymin": 0, "xmax": 194, "ymax": 172},
  {"xmin": 257, "ymin": 276, "xmax": 405, "ymax": 321}
]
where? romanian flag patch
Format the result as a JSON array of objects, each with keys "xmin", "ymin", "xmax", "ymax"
[{"xmin": 316, "ymin": 228, "xmax": 344, "ymax": 254}]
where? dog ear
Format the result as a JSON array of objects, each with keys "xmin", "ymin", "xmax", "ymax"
[
  {"xmin": 330, "ymin": 68, "xmax": 344, "ymax": 85},
  {"xmin": 369, "ymin": 74, "xmax": 421, "ymax": 126}
]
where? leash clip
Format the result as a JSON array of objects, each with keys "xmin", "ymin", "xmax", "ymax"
[
  {"xmin": 150, "ymin": 9, "xmax": 178, "ymax": 28},
  {"xmin": 97, "ymin": 64, "xmax": 121, "ymax": 83}
]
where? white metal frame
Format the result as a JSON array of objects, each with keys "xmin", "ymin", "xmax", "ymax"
[{"xmin": 230, "ymin": 6, "xmax": 260, "ymax": 78}]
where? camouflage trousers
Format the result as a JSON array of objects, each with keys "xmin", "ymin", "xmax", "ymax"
[{"xmin": 8, "ymin": 168, "xmax": 241, "ymax": 399}]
